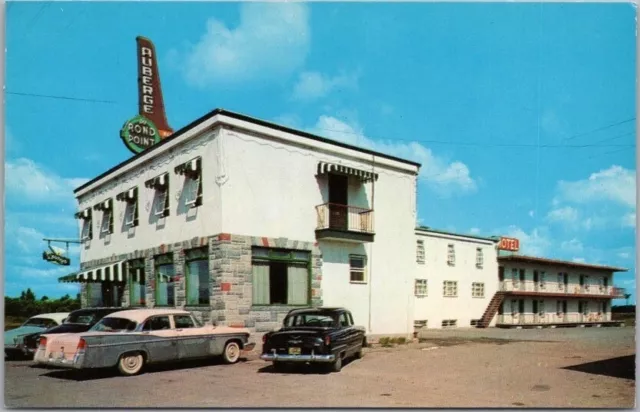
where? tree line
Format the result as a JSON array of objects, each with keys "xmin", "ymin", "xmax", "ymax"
[{"xmin": 5, "ymin": 288, "xmax": 81, "ymax": 319}]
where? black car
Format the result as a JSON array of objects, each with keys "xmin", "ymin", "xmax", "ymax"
[
  {"xmin": 260, "ymin": 307, "xmax": 367, "ymax": 373},
  {"xmin": 19, "ymin": 307, "xmax": 128, "ymax": 357}
]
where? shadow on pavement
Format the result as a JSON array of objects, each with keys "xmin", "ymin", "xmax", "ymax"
[
  {"xmin": 257, "ymin": 358, "xmax": 358, "ymax": 375},
  {"xmin": 562, "ymin": 355, "xmax": 635, "ymax": 381},
  {"xmin": 38, "ymin": 356, "xmax": 251, "ymax": 381}
]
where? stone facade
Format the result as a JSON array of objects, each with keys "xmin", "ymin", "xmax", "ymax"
[{"xmin": 77, "ymin": 232, "xmax": 323, "ymax": 333}]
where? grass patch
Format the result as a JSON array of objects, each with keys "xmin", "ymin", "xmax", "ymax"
[{"xmin": 418, "ymin": 336, "xmax": 523, "ymax": 347}]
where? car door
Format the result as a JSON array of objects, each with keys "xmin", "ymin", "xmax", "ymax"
[
  {"xmin": 140, "ymin": 315, "xmax": 178, "ymax": 363},
  {"xmin": 337, "ymin": 312, "xmax": 356, "ymax": 356},
  {"xmin": 173, "ymin": 314, "xmax": 210, "ymax": 360}
]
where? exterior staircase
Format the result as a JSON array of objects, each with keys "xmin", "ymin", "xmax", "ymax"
[{"xmin": 477, "ymin": 292, "xmax": 506, "ymax": 328}]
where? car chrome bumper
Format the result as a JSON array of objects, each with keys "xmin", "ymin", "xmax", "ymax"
[
  {"xmin": 260, "ymin": 350, "xmax": 335, "ymax": 363},
  {"xmin": 34, "ymin": 351, "xmax": 84, "ymax": 369},
  {"xmin": 243, "ymin": 342, "xmax": 256, "ymax": 352}
]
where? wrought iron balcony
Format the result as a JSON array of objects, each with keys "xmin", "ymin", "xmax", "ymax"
[{"xmin": 315, "ymin": 203, "xmax": 375, "ymax": 243}]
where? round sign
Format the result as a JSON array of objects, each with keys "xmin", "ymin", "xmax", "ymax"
[{"xmin": 120, "ymin": 115, "xmax": 161, "ymax": 154}]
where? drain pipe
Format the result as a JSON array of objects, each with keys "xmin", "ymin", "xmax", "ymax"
[{"xmin": 367, "ymin": 155, "xmax": 376, "ymax": 334}]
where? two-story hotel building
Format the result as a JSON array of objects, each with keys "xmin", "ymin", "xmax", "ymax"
[{"xmin": 59, "ymin": 108, "xmax": 421, "ymax": 336}]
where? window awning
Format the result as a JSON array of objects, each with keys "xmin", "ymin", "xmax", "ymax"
[
  {"xmin": 145, "ymin": 172, "xmax": 168, "ymax": 189},
  {"xmin": 317, "ymin": 161, "xmax": 379, "ymax": 183},
  {"xmin": 58, "ymin": 261, "xmax": 127, "ymax": 283},
  {"xmin": 174, "ymin": 156, "xmax": 201, "ymax": 176}
]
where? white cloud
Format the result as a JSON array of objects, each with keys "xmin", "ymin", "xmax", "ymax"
[
  {"xmin": 572, "ymin": 257, "xmax": 586, "ymax": 263},
  {"xmin": 469, "ymin": 227, "xmax": 481, "ymax": 235},
  {"xmin": 561, "ymin": 238, "xmax": 584, "ymax": 254},
  {"xmin": 273, "ymin": 113, "xmax": 303, "ymax": 129},
  {"xmin": 500, "ymin": 225, "xmax": 551, "ymax": 256},
  {"xmin": 310, "ymin": 116, "xmax": 477, "ymax": 195},
  {"xmin": 622, "ymin": 212, "xmax": 636, "ymax": 228},
  {"xmin": 528, "ymin": 210, "xmax": 535, "ymax": 218},
  {"xmin": 291, "ymin": 70, "xmax": 359, "ymax": 101},
  {"xmin": 177, "ymin": 3, "xmax": 310, "ymax": 86},
  {"xmin": 617, "ymin": 252, "xmax": 631, "ymax": 259},
  {"xmin": 547, "ymin": 206, "xmax": 579, "ymax": 223},
  {"xmin": 5, "ymin": 157, "xmax": 88, "ymax": 204},
  {"xmin": 556, "ymin": 165, "xmax": 636, "ymax": 208}
]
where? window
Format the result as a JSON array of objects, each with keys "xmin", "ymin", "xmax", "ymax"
[
  {"xmin": 285, "ymin": 313, "xmax": 336, "ymax": 328},
  {"xmin": 155, "ymin": 254, "xmax": 176, "ymax": 306},
  {"xmin": 185, "ymin": 247, "xmax": 210, "ymax": 305},
  {"xmin": 416, "ymin": 240, "xmax": 425, "ymax": 264},
  {"xmin": 128, "ymin": 259, "xmax": 146, "ymax": 307},
  {"xmin": 86, "ymin": 282, "xmax": 103, "ymax": 307},
  {"xmin": 75, "ymin": 208, "xmax": 93, "ymax": 241},
  {"xmin": 447, "ymin": 244, "xmax": 455, "ymax": 266},
  {"xmin": 556, "ymin": 300, "xmax": 563, "ymax": 315},
  {"xmin": 538, "ymin": 300, "xmax": 545, "ymax": 315},
  {"xmin": 251, "ymin": 247, "xmax": 310, "ymax": 306},
  {"xmin": 117, "ymin": 187, "xmax": 139, "ymax": 227},
  {"xmin": 558, "ymin": 273, "xmax": 564, "ymax": 290},
  {"xmin": 415, "ymin": 279, "xmax": 428, "ymax": 297},
  {"xmin": 90, "ymin": 317, "xmax": 137, "ymax": 332},
  {"xmin": 339, "ymin": 312, "xmax": 352, "ymax": 327},
  {"xmin": 145, "ymin": 173, "xmax": 170, "ymax": 218},
  {"xmin": 142, "ymin": 316, "xmax": 171, "ymax": 331},
  {"xmin": 472, "ymin": 282, "xmax": 485, "ymax": 298},
  {"xmin": 441, "ymin": 319, "xmax": 457, "ymax": 328},
  {"xmin": 175, "ymin": 157, "xmax": 202, "ymax": 208},
  {"xmin": 539, "ymin": 272, "xmax": 546, "ymax": 289},
  {"xmin": 349, "ymin": 255, "xmax": 367, "ymax": 283},
  {"xmin": 475, "ymin": 248, "xmax": 484, "ymax": 269},
  {"xmin": 443, "ymin": 281, "xmax": 458, "ymax": 297},
  {"xmin": 93, "ymin": 198, "xmax": 114, "ymax": 235},
  {"xmin": 174, "ymin": 315, "xmax": 196, "ymax": 329},
  {"xmin": 511, "ymin": 268, "xmax": 518, "ymax": 285}
]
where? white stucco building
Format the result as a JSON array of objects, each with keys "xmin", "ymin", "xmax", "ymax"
[
  {"xmin": 413, "ymin": 227, "xmax": 500, "ymax": 330},
  {"xmin": 59, "ymin": 109, "xmax": 421, "ymax": 336}
]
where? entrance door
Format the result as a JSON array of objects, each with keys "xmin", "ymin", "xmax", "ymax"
[
  {"xmin": 328, "ymin": 173, "xmax": 349, "ymax": 231},
  {"xmin": 533, "ymin": 271, "xmax": 539, "ymax": 291},
  {"xmin": 518, "ymin": 299, "xmax": 525, "ymax": 324},
  {"xmin": 532, "ymin": 300, "xmax": 539, "ymax": 323},
  {"xmin": 102, "ymin": 283, "xmax": 124, "ymax": 307},
  {"xmin": 562, "ymin": 301, "xmax": 568, "ymax": 322},
  {"xmin": 564, "ymin": 273, "xmax": 569, "ymax": 290}
]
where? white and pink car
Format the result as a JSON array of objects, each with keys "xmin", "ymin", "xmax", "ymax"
[{"xmin": 33, "ymin": 308, "xmax": 255, "ymax": 376}]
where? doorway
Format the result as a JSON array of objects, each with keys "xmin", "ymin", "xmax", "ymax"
[{"xmin": 328, "ymin": 173, "xmax": 349, "ymax": 231}]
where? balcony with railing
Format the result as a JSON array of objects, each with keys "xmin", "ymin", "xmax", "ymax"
[
  {"xmin": 315, "ymin": 203, "xmax": 375, "ymax": 243},
  {"xmin": 499, "ymin": 280, "xmax": 622, "ymax": 298},
  {"xmin": 497, "ymin": 312, "xmax": 613, "ymax": 326}
]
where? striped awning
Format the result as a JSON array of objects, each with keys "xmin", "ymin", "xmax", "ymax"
[
  {"xmin": 145, "ymin": 172, "xmax": 168, "ymax": 189},
  {"xmin": 174, "ymin": 156, "xmax": 201, "ymax": 176},
  {"xmin": 76, "ymin": 261, "xmax": 127, "ymax": 282},
  {"xmin": 116, "ymin": 187, "xmax": 138, "ymax": 202},
  {"xmin": 74, "ymin": 207, "xmax": 92, "ymax": 220},
  {"xmin": 93, "ymin": 198, "xmax": 113, "ymax": 212},
  {"xmin": 317, "ymin": 161, "xmax": 379, "ymax": 182}
]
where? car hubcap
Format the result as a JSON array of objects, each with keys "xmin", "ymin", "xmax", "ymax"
[
  {"xmin": 125, "ymin": 356, "xmax": 140, "ymax": 370},
  {"xmin": 227, "ymin": 344, "xmax": 239, "ymax": 361}
]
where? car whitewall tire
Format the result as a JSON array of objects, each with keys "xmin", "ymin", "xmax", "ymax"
[
  {"xmin": 222, "ymin": 341, "xmax": 241, "ymax": 364},
  {"xmin": 118, "ymin": 353, "xmax": 145, "ymax": 376}
]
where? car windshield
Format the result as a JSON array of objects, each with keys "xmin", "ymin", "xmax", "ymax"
[
  {"xmin": 22, "ymin": 317, "xmax": 57, "ymax": 328},
  {"xmin": 284, "ymin": 313, "xmax": 336, "ymax": 328},
  {"xmin": 89, "ymin": 317, "xmax": 137, "ymax": 332},
  {"xmin": 65, "ymin": 313, "xmax": 97, "ymax": 325}
]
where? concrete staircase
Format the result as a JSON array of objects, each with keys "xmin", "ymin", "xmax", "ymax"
[{"xmin": 477, "ymin": 292, "xmax": 506, "ymax": 328}]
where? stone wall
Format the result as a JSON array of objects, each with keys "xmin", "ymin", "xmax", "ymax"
[{"xmin": 78, "ymin": 232, "xmax": 324, "ymax": 334}]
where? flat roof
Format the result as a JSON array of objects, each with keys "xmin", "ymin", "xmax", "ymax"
[
  {"xmin": 497, "ymin": 254, "xmax": 627, "ymax": 273},
  {"xmin": 74, "ymin": 108, "xmax": 422, "ymax": 194},
  {"xmin": 415, "ymin": 226, "xmax": 499, "ymax": 243}
]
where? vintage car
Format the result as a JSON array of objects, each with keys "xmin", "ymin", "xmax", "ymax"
[
  {"xmin": 5, "ymin": 312, "xmax": 70, "ymax": 359},
  {"xmin": 33, "ymin": 308, "xmax": 256, "ymax": 376},
  {"xmin": 19, "ymin": 307, "xmax": 129, "ymax": 358},
  {"xmin": 260, "ymin": 307, "xmax": 367, "ymax": 372}
]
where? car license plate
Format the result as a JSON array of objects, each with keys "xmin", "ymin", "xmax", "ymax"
[{"xmin": 288, "ymin": 347, "xmax": 301, "ymax": 355}]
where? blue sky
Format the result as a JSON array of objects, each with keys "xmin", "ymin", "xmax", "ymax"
[{"xmin": 5, "ymin": 2, "xmax": 636, "ymax": 304}]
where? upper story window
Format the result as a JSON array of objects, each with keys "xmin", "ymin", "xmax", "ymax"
[
  {"xmin": 415, "ymin": 279, "xmax": 428, "ymax": 297},
  {"xmin": 475, "ymin": 248, "xmax": 483, "ymax": 269},
  {"xmin": 93, "ymin": 198, "xmax": 114, "ymax": 235},
  {"xmin": 145, "ymin": 172, "xmax": 170, "ymax": 218},
  {"xmin": 447, "ymin": 244, "xmax": 455, "ymax": 266},
  {"xmin": 471, "ymin": 282, "xmax": 485, "ymax": 298},
  {"xmin": 416, "ymin": 240, "xmax": 425, "ymax": 264},
  {"xmin": 74, "ymin": 207, "xmax": 93, "ymax": 241},
  {"xmin": 443, "ymin": 280, "xmax": 458, "ymax": 297},
  {"xmin": 117, "ymin": 187, "xmax": 139, "ymax": 228},
  {"xmin": 174, "ymin": 156, "xmax": 202, "ymax": 208}
]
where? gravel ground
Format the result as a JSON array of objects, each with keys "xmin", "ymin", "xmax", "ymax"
[{"xmin": 3, "ymin": 327, "xmax": 635, "ymax": 408}]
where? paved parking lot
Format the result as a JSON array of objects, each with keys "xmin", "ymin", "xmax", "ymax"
[{"xmin": 4, "ymin": 327, "xmax": 635, "ymax": 408}]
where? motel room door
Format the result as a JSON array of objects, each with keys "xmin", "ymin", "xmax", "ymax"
[{"xmin": 328, "ymin": 173, "xmax": 349, "ymax": 231}]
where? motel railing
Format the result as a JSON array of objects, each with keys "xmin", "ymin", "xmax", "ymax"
[
  {"xmin": 315, "ymin": 203, "xmax": 375, "ymax": 234},
  {"xmin": 499, "ymin": 280, "xmax": 619, "ymax": 296},
  {"xmin": 497, "ymin": 312, "xmax": 611, "ymax": 325}
]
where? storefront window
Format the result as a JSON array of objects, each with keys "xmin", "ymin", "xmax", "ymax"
[
  {"xmin": 185, "ymin": 247, "xmax": 210, "ymax": 305},
  {"xmin": 87, "ymin": 282, "xmax": 103, "ymax": 307},
  {"xmin": 128, "ymin": 259, "xmax": 146, "ymax": 306},
  {"xmin": 155, "ymin": 254, "xmax": 175, "ymax": 306}
]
